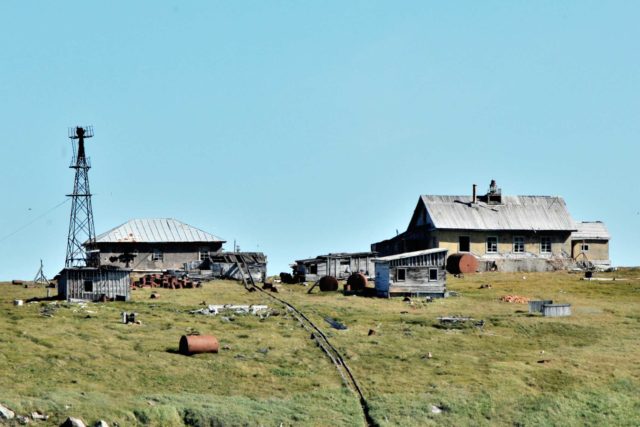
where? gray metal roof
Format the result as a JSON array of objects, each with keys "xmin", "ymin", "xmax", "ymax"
[
  {"xmin": 571, "ymin": 221, "xmax": 610, "ymax": 240},
  {"xmin": 421, "ymin": 195, "xmax": 576, "ymax": 231},
  {"xmin": 375, "ymin": 248, "xmax": 448, "ymax": 262},
  {"xmin": 94, "ymin": 218, "xmax": 225, "ymax": 243}
]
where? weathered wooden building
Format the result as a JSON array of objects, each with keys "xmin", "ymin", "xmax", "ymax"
[
  {"xmin": 58, "ymin": 267, "xmax": 131, "ymax": 301},
  {"xmin": 196, "ymin": 252, "xmax": 268, "ymax": 282},
  {"xmin": 371, "ymin": 181, "xmax": 610, "ymax": 272},
  {"xmin": 374, "ymin": 248, "xmax": 448, "ymax": 297},
  {"xmin": 293, "ymin": 252, "xmax": 377, "ymax": 282},
  {"xmin": 571, "ymin": 221, "xmax": 611, "ymax": 269},
  {"xmin": 88, "ymin": 218, "xmax": 226, "ymax": 272}
]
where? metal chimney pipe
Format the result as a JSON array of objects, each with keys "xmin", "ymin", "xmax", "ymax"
[{"xmin": 472, "ymin": 184, "xmax": 477, "ymax": 203}]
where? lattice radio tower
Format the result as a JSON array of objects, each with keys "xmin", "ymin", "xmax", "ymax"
[{"xmin": 65, "ymin": 126, "xmax": 97, "ymax": 267}]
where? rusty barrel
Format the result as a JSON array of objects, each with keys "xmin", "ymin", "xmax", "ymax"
[
  {"xmin": 179, "ymin": 335, "xmax": 219, "ymax": 355},
  {"xmin": 446, "ymin": 253, "xmax": 478, "ymax": 274},
  {"xmin": 318, "ymin": 276, "xmax": 339, "ymax": 292},
  {"xmin": 346, "ymin": 273, "xmax": 367, "ymax": 291}
]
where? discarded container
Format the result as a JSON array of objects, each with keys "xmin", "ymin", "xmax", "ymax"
[
  {"xmin": 179, "ymin": 335, "xmax": 219, "ymax": 355},
  {"xmin": 12, "ymin": 280, "xmax": 24, "ymax": 285},
  {"xmin": 14, "ymin": 299, "xmax": 23, "ymax": 306},
  {"xmin": 528, "ymin": 300, "xmax": 553, "ymax": 314},
  {"xmin": 446, "ymin": 253, "xmax": 479, "ymax": 274},
  {"xmin": 346, "ymin": 273, "xmax": 367, "ymax": 291},
  {"xmin": 584, "ymin": 271, "xmax": 593, "ymax": 279},
  {"xmin": 542, "ymin": 303, "xmax": 571, "ymax": 317},
  {"xmin": 318, "ymin": 276, "xmax": 339, "ymax": 292}
]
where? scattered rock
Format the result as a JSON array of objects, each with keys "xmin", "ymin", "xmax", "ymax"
[
  {"xmin": 222, "ymin": 345, "xmax": 231, "ymax": 350},
  {"xmin": 537, "ymin": 359, "xmax": 551, "ymax": 364},
  {"xmin": 479, "ymin": 284, "xmax": 492, "ymax": 289},
  {"xmin": 257, "ymin": 347, "xmax": 269, "ymax": 354},
  {"xmin": 150, "ymin": 293, "xmax": 159, "ymax": 299},
  {"xmin": 430, "ymin": 405, "xmax": 443, "ymax": 414},
  {"xmin": 16, "ymin": 414, "xmax": 30, "ymax": 424},
  {"xmin": 0, "ymin": 403, "xmax": 15, "ymax": 420},
  {"xmin": 425, "ymin": 296, "xmax": 433, "ymax": 302},
  {"xmin": 403, "ymin": 297, "xmax": 412, "ymax": 303},
  {"xmin": 94, "ymin": 421, "xmax": 109, "ymax": 427},
  {"xmin": 367, "ymin": 329, "xmax": 376, "ymax": 336},
  {"xmin": 61, "ymin": 417, "xmax": 86, "ymax": 427},
  {"xmin": 31, "ymin": 412, "xmax": 49, "ymax": 421}
]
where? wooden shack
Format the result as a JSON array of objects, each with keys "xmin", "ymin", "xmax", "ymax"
[
  {"xmin": 374, "ymin": 248, "xmax": 448, "ymax": 298},
  {"xmin": 293, "ymin": 252, "xmax": 376, "ymax": 282},
  {"xmin": 58, "ymin": 267, "xmax": 131, "ymax": 302}
]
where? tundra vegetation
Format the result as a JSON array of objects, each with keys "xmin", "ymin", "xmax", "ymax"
[{"xmin": 1, "ymin": 269, "xmax": 639, "ymax": 426}]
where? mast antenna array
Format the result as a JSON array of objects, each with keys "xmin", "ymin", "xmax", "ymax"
[{"xmin": 64, "ymin": 126, "xmax": 98, "ymax": 267}]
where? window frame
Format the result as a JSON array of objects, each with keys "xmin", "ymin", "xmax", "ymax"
[
  {"xmin": 152, "ymin": 249, "xmax": 163, "ymax": 261},
  {"xmin": 513, "ymin": 236, "xmax": 525, "ymax": 253},
  {"xmin": 486, "ymin": 236, "xmax": 498, "ymax": 253},
  {"xmin": 580, "ymin": 243, "xmax": 590, "ymax": 252},
  {"xmin": 540, "ymin": 237, "xmax": 552, "ymax": 254},
  {"xmin": 84, "ymin": 280, "xmax": 93, "ymax": 292},
  {"xmin": 428, "ymin": 268, "xmax": 438, "ymax": 282},
  {"xmin": 199, "ymin": 248, "xmax": 210, "ymax": 261},
  {"xmin": 396, "ymin": 268, "xmax": 406, "ymax": 282}
]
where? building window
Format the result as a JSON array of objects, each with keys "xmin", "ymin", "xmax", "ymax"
[
  {"xmin": 429, "ymin": 268, "xmax": 438, "ymax": 282},
  {"xmin": 431, "ymin": 237, "xmax": 438, "ymax": 248},
  {"xmin": 309, "ymin": 264, "xmax": 318, "ymax": 274},
  {"xmin": 396, "ymin": 268, "xmax": 406, "ymax": 282},
  {"xmin": 540, "ymin": 237, "xmax": 552, "ymax": 254},
  {"xmin": 84, "ymin": 280, "xmax": 93, "ymax": 292},
  {"xmin": 513, "ymin": 236, "xmax": 525, "ymax": 253},
  {"xmin": 459, "ymin": 236, "xmax": 470, "ymax": 252},
  {"xmin": 486, "ymin": 237, "xmax": 498, "ymax": 253},
  {"xmin": 199, "ymin": 248, "xmax": 209, "ymax": 261},
  {"xmin": 152, "ymin": 249, "xmax": 163, "ymax": 261},
  {"xmin": 581, "ymin": 243, "xmax": 589, "ymax": 252}
]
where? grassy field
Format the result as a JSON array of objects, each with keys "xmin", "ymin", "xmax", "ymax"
[{"xmin": 1, "ymin": 269, "xmax": 639, "ymax": 426}]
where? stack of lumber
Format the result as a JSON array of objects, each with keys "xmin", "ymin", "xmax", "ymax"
[
  {"xmin": 132, "ymin": 273, "xmax": 200, "ymax": 289},
  {"xmin": 500, "ymin": 295, "xmax": 530, "ymax": 304}
]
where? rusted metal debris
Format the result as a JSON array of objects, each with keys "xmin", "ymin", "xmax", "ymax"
[
  {"xmin": 132, "ymin": 272, "xmax": 200, "ymax": 289},
  {"xmin": 318, "ymin": 276, "xmax": 339, "ymax": 292},
  {"xmin": 347, "ymin": 272, "xmax": 367, "ymax": 291}
]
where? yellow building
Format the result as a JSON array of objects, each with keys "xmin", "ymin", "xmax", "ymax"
[{"xmin": 372, "ymin": 181, "xmax": 610, "ymax": 272}]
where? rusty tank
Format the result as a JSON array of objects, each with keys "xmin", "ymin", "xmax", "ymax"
[
  {"xmin": 446, "ymin": 253, "xmax": 478, "ymax": 274},
  {"xmin": 179, "ymin": 335, "xmax": 219, "ymax": 355},
  {"xmin": 346, "ymin": 273, "xmax": 367, "ymax": 291},
  {"xmin": 318, "ymin": 276, "xmax": 339, "ymax": 292}
]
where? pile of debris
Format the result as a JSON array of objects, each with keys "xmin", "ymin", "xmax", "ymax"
[
  {"xmin": 190, "ymin": 304, "xmax": 272, "ymax": 318},
  {"xmin": 132, "ymin": 272, "xmax": 200, "ymax": 289},
  {"xmin": 500, "ymin": 295, "xmax": 530, "ymax": 304}
]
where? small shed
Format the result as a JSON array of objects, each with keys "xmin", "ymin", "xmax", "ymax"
[
  {"xmin": 293, "ymin": 252, "xmax": 376, "ymax": 282},
  {"xmin": 374, "ymin": 248, "xmax": 448, "ymax": 298},
  {"xmin": 58, "ymin": 267, "xmax": 131, "ymax": 301}
]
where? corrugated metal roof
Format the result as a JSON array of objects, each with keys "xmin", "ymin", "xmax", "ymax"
[
  {"xmin": 94, "ymin": 218, "xmax": 225, "ymax": 243},
  {"xmin": 421, "ymin": 195, "xmax": 576, "ymax": 231},
  {"xmin": 375, "ymin": 248, "xmax": 448, "ymax": 262},
  {"xmin": 571, "ymin": 221, "xmax": 610, "ymax": 240}
]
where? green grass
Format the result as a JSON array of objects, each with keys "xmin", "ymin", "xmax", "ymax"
[{"xmin": 1, "ymin": 269, "xmax": 639, "ymax": 426}]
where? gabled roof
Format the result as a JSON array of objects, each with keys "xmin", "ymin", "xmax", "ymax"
[
  {"xmin": 413, "ymin": 195, "xmax": 576, "ymax": 231},
  {"xmin": 94, "ymin": 219, "xmax": 225, "ymax": 243},
  {"xmin": 571, "ymin": 221, "xmax": 610, "ymax": 240}
]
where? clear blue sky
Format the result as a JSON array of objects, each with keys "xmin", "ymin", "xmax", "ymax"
[{"xmin": 1, "ymin": 1, "xmax": 638, "ymax": 279}]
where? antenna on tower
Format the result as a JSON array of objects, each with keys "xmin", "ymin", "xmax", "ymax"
[{"xmin": 65, "ymin": 126, "xmax": 98, "ymax": 267}]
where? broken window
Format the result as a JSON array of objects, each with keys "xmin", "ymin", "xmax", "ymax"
[
  {"xmin": 396, "ymin": 268, "xmax": 406, "ymax": 282},
  {"xmin": 429, "ymin": 268, "xmax": 438, "ymax": 282},
  {"xmin": 540, "ymin": 237, "xmax": 552, "ymax": 254},
  {"xmin": 199, "ymin": 248, "xmax": 209, "ymax": 261},
  {"xmin": 84, "ymin": 280, "xmax": 93, "ymax": 292},
  {"xmin": 513, "ymin": 236, "xmax": 525, "ymax": 253},
  {"xmin": 459, "ymin": 236, "xmax": 470, "ymax": 252},
  {"xmin": 309, "ymin": 264, "xmax": 318, "ymax": 274},
  {"xmin": 486, "ymin": 237, "xmax": 498, "ymax": 253},
  {"xmin": 581, "ymin": 243, "xmax": 589, "ymax": 252},
  {"xmin": 152, "ymin": 249, "xmax": 163, "ymax": 261}
]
